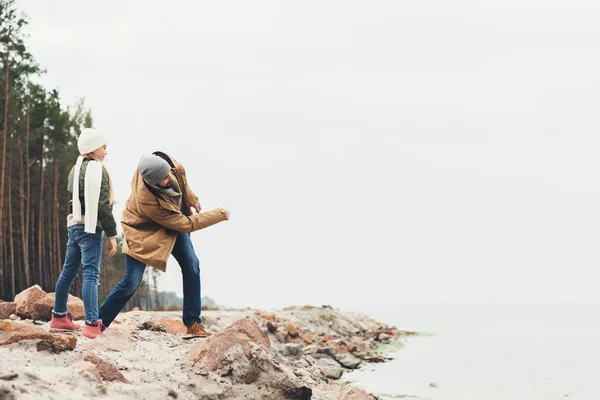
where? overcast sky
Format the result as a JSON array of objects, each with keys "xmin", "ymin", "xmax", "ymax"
[{"xmin": 19, "ymin": 0, "xmax": 600, "ymax": 309}]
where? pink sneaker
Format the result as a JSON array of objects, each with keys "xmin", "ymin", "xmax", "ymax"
[
  {"xmin": 49, "ymin": 313, "xmax": 81, "ymax": 332},
  {"xmin": 82, "ymin": 320, "xmax": 105, "ymax": 339}
]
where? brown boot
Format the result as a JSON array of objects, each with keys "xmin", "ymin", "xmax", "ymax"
[{"xmin": 186, "ymin": 321, "xmax": 212, "ymax": 337}]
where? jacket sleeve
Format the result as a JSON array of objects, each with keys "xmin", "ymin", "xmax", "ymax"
[
  {"xmin": 144, "ymin": 204, "xmax": 228, "ymax": 233},
  {"xmin": 98, "ymin": 168, "xmax": 118, "ymax": 238}
]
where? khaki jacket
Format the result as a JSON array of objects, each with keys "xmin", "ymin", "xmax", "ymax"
[{"xmin": 121, "ymin": 152, "xmax": 227, "ymax": 271}]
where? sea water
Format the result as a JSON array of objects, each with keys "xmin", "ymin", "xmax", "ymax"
[{"xmin": 346, "ymin": 304, "xmax": 600, "ymax": 400}]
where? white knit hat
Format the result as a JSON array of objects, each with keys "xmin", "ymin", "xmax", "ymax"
[{"xmin": 78, "ymin": 128, "xmax": 106, "ymax": 155}]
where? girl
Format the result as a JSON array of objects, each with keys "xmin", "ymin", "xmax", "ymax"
[{"xmin": 50, "ymin": 128, "xmax": 118, "ymax": 339}]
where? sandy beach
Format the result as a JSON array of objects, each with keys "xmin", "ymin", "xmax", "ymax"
[{"xmin": 1, "ymin": 291, "xmax": 412, "ymax": 400}]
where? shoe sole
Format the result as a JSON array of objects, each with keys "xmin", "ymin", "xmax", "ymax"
[
  {"xmin": 49, "ymin": 328, "xmax": 81, "ymax": 333},
  {"xmin": 182, "ymin": 334, "xmax": 211, "ymax": 340},
  {"xmin": 81, "ymin": 334, "xmax": 101, "ymax": 339}
]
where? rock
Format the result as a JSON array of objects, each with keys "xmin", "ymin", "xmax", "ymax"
[
  {"xmin": 140, "ymin": 321, "xmax": 167, "ymax": 332},
  {"xmin": 287, "ymin": 322, "xmax": 300, "ymax": 337},
  {"xmin": 14, "ymin": 285, "xmax": 46, "ymax": 319},
  {"xmin": 336, "ymin": 354, "xmax": 361, "ymax": 369},
  {"xmin": 377, "ymin": 333, "xmax": 390, "ymax": 342},
  {"xmin": 0, "ymin": 320, "xmax": 76, "ymax": 352},
  {"xmin": 302, "ymin": 333, "xmax": 316, "ymax": 344},
  {"xmin": 31, "ymin": 293, "xmax": 85, "ymax": 321},
  {"xmin": 37, "ymin": 337, "xmax": 77, "ymax": 353},
  {"xmin": 340, "ymin": 387, "xmax": 374, "ymax": 400},
  {"xmin": 8, "ymin": 314, "xmax": 20, "ymax": 321},
  {"xmin": 334, "ymin": 343, "xmax": 349, "ymax": 354},
  {"xmin": 316, "ymin": 347, "xmax": 336, "ymax": 359},
  {"xmin": 314, "ymin": 357, "xmax": 344, "ymax": 380},
  {"xmin": 266, "ymin": 321, "xmax": 277, "ymax": 333},
  {"xmin": 363, "ymin": 355, "xmax": 386, "ymax": 363},
  {"xmin": 191, "ymin": 319, "xmax": 310, "ymax": 398},
  {"xmin": 429, "ymin": 382, "xmax": 438, "ymax": 388},
  {"xmin": 0, "ymin": 302, "xmax": 16, "ymax": 319},
  {"xmin": 83, "ymin": 328, "xmax": 133, "ymax": 352},
  {"xmin": 190, "ymin": 318, "xmax": 270, "ymax": 370},
  {"xmin": 0, "ymin": 373, "xmax": 18, "ymax": 381},
  {"xmin": 0, "ymin": 387, "xmax": 16, "ymax": 400},
  {"xmin": 253, "ymin": 310, "xmax": 279, "ymax": 322},
  {"xmin": 350, "ymin": 336, "xmax": 364, "ymax": 345},
  {"xmin": 83, "ymin": 353, "xmax": 131, "ymax": 383},
  {"xmin": 168, "ymin": 389, "xmax": 178, "ymax": 398},
  {"xmin": 280, "ymin": 343, "xmax": 303, "ymax": 356},
  {"xmin": 275, "ymin": 331, "xmax": 288, "ymax": 343},
  {"xmin": 303, "ymin": 344, "xmax": 318, "ymax": 355},
  {"xmin": 158, "ymin": 318, "xmax": 187, "ymax": 334},
  {"xmin": 318, "ymin": 334, "xmax": 336, "ymax": 344}
]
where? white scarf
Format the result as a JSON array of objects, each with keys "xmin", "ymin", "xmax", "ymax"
[{"xmin": 72, "ymin": 156, "xmax": 103, "ymax": 233}]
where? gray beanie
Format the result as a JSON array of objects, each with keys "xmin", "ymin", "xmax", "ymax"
[{"xmin": 138, "ymin": 155, "xmax": 171, "ymax": 186}]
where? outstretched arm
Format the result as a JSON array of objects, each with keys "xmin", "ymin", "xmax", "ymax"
[{"xmin": 145, "ymin": 204, "xmax": 229, "ymax": 233}]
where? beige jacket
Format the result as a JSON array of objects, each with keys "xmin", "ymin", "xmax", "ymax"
[{"xmin": 121, "ymin": 152, "xmax": 227, "ymax": 271}]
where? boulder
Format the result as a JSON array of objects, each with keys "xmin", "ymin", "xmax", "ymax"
[
  {"xmin": 0, "ymin": 302, "xmax": 16, "ymax": 320},
  {"xmin": 190, "ymin": 318, "xmax": 311, "ymax": 398},
  {"xmin": 83, "ymin": 353, "xmax": 131, "ymax": 383},
  {"xmin": 275, "ymin": 331, "xmax": 288, "ymax": 344},
  {"xmin": 303, "ymin": 344, "xmax": 318, "ymax": 355},
  {"xmin": 316, "ymin": 347, "xmax": 336, "ymax": 359},
  {"xmin": 334, "ymin": 343, "xmax": 349, "ymax": 354},
  {"xmin": 14, "ymin": 285, "xmax": 46, "ymax": 319},
  {"xmin": 266, "ymin": 321, "xmax": 277, "ymax": 333},
  {"xmin": 302, "ymin": 333, "xmax": 316, "ymax": 344},
  {"xmin": 336, "ymin": 354, "xmax": 361, "ymax": 369},
  {"xmin": 32, "ymin": 293, "xmax": 85, "ymax": 321},
  {"xmin": 287, "ymin": 322, "xmax": 300, "ymax": 337},
  {"xmin": 190, "ymin": 318, "xmax": 270, "ymax": 370},
  {"xmin": 0, "ymin": 321, "xmax": 76, "ymax": 353},
  {"xmin": 280, "ymin": 343, "xmax": 303, "ymax": 356},
  {"xmin": 314, "ymin": 357, "xmax": 344, "ymax": 380}
]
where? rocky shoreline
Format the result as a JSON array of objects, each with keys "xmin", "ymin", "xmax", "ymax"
[{"xmin": 1, "ymin": 286, "xmax": 413, "ymax": 399}]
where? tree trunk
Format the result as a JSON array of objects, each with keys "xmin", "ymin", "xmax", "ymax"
[
  {"xmin": 38, "ymin": 135, "xmax": 45, "ymax": 288},
  {"xmin": 8, "ymin": 162, "xmax": 15, "ymax": 298},
  {"xmin": 25, "ymin": 95, "xmax": 31, "ymax": 282},
  {"xmin": 0, "ymin": 46, "xmax": 10, "ymax": 296},
  {"xmin": 53, "ymin": 161, "xmax": 60, "ymax": 278},
  {"xmin": 19, "ymin": 98, "xmax": 30, "ymax": 287}
]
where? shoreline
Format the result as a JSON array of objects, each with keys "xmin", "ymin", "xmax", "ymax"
[{"xmin": 1, "ymin": 297, "xmax": 413, "ymax": 400}]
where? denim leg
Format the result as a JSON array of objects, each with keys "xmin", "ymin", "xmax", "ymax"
[
  {"xmin": 80, "ymin": 229, "xmax": 103, "ymax": 323},
  {"xmin": 171, "ymin": 232, "xmax": 201, "ymax": 326},
  {"xmin": 53, "ymin": 227, "xmax": 82, "ymax": 315},
  {"xmin": 98, "ymin": 255, "xmax": 146, "ymax": 327}
]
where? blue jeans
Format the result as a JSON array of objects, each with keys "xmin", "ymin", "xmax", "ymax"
[
  {"xmin": 54, "ymin": 225, "xmax": 103, "ymax": 323},
  {"xmin": 99, "ymin": 231, "xmax": 202, "ymax": 327}
]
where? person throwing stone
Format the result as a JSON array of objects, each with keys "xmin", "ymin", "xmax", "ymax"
[{"xmin": 99, "ymin": 152, "xmax": 229, "ymax": 336}]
